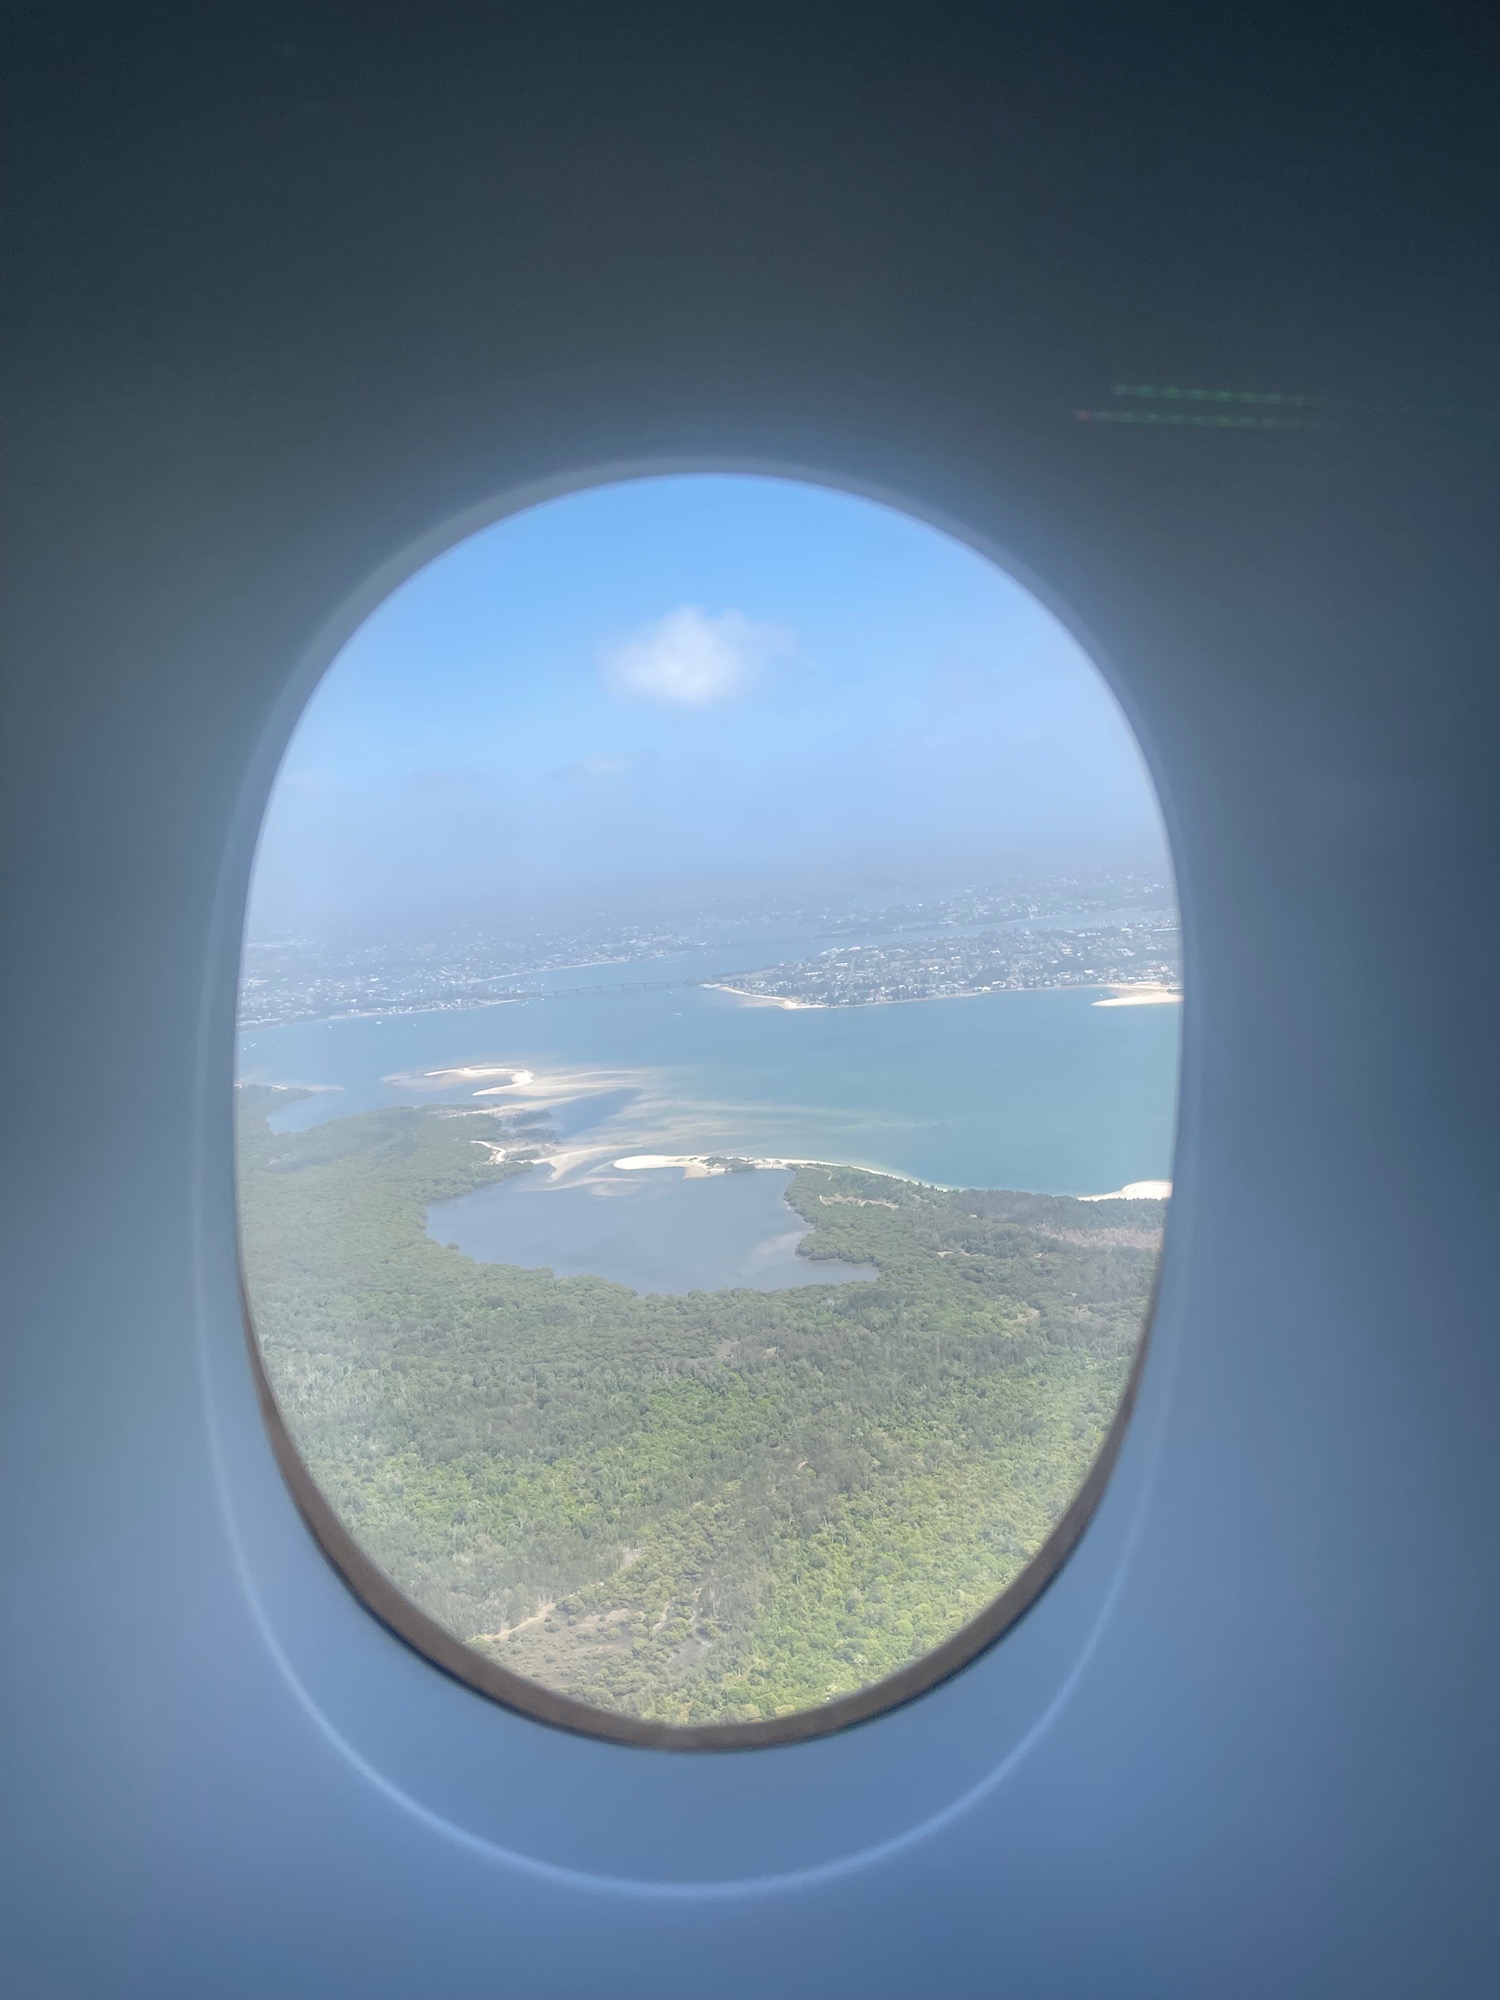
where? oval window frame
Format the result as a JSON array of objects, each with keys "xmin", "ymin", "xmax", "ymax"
[{"xmin": 233, "ymin": 456, "xmax": 1177, "ymax": 1751}]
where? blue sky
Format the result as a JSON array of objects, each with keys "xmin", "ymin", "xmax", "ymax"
[{"xmin": 249, "ymin": 474, "xmax": 1167, "ymax": 931}]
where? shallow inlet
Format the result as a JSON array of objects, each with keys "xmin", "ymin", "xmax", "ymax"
[
  {"xmin": 240, "ymin": 978, "xmax": 1180, "ymax": 1193},
  {"xmin": 426, "ymin": 1163, "xmax": 879, "ymax": 1294}
]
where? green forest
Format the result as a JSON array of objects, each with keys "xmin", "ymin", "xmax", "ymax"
[{"xmin": 237, "ymin": 1088, "xmax": 1161, "ymax": 1725}]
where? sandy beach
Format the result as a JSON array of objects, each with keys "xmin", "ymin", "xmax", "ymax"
[
  {"xmin": 613, "ymin": 1151, "xmax": 825, "ymax": 1177},
  {"xmin": 1078, "ymin": 1179, "xmax": 1172, "ymax": 1201},
  {"xmin": 395, "ymin": 1059, "xmax": 1163, "ymax": 1203},
  {"xmin": 1092, "ymin": 985, "xmax": 1182, "ymax": 1008},
  {"xmin": 612, "ymin": 1151, "xmax": 1169, "ymax": 1206},
  {"xmin": 712, "ymin": 978, "xmax": 1182, "ymax": 1013},
  {"xmin": 703, "ymin": 984, "xmax": 818, "ymax": 1009}
]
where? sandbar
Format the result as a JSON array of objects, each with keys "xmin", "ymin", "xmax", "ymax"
[
  {"xmin": 1078, "ymin": 1179, "xmax": 1172, "ymax": 1202},
  {"xmin": 703, "ymin": 984, "xmax": 818, "ymax": 1009},
  {"xmin": 472, "ymin": 1070, "xmax": 536, "ymax": 1093},
  {"xmin": 424, "ymin": 1064, "xmax": 531, "ymax": 1081},
  {"xmin": 1092, "ymin": 985, "xmax": 1182, "ymax": 1008}
]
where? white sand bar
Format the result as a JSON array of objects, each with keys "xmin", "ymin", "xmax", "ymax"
[
  {"xmin": 1078, "ymin": 1180, "xmax": 1172, "ymax": 1202},
  {"xmin": 425, "ymin": 1064, "xmax": 533, "ymax": 1082},
  {"xmin": 703, "ymin": 984, "xmax": 818, "ymax": 1009},
  {"xmin": 1093, "ymin": 985, "xmax": 1182, "ymax": 1008},
  {"xmin": 613, "ymin": 1153, "xmax": 728, "ymax": 1178}
]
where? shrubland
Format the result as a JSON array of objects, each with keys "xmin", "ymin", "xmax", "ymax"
[{"xmin": 238, "ymin": 1088, "xmax": 1159, "ymax": 1723}]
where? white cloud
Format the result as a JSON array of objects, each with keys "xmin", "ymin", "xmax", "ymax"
[
  {"xmin": 600, "ymin": 606, "xmax": 793, "ymax": 708},
  {"xmin": 277, "ymin": 768, "xmax": 331, "ymax": 798}
]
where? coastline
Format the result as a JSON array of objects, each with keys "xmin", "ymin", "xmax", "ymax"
[
  {"xmin": 1078, "ymin": 1179, "xmax": 1172, "ymax": 1201},
  {"xmin": 707, "ymin": 978, "xmax": 1181, "ymax": 1012},
  {"xmin": 244, "ymin": 974, "xmax": 1182, "ymax": 1033},
  {"xmin": 608, "ymin": 1153, "xmax": 1169, "ymax": 1205},
  {"xmin": 701, "ymin": 984, "xmax": 816, "ymax": 1009},
  {"xmin": 248, "ymin": 1053, "xmax": 1173, "ymax": 1205},
  {"xmin": 611, "ymin": 1151, "xmax": 882, "ymax": 1181},
  {"xmin": 237, "ymin": 993, "xmax": 533, "ymax": 1034},
  {"xmin": 246, "ymin": 1068, "xmax": 1171, "ymax": 1207},
  {"xmin": 246, "ymin": 997, "xmax": 1178, "ymax": 1207},
  {"xmin": 1091, "ymin": 984, "xmax": 1182, "ymax": 1008}
]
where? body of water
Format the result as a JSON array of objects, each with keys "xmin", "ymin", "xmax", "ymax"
[
  {"xmin": 239, "ymin": 932, "xmax": 1180, "ymax": 1293},
  {"xmin": 239, "ymin": 965, "xmax": 1180, "ymax": 1195},
  {"xmin": 428, "ymin": 1163, "xmax": 880, "ymax": 1294}
]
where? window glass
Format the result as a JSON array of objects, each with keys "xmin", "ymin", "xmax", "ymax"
[{"xmin": 237, "ymin": 474, "xmax": 1179, "ymax": 1735}]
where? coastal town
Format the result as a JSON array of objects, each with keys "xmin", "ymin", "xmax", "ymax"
[
  {"xmin": 238, "ymin": 918, "xmax": 693, "ymax": 1028},
  {"xmin": 238, "ymin": 870, "xmax": 1178, "ymax": 1028},
  {"xmin": 712, "ymin": 918, "xmax": 1181, "ymax": 1009}
]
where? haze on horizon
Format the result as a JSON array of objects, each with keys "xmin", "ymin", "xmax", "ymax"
[{"xmin": 248, "ymin": 474, "xmax": 1169, "ymax": 937}]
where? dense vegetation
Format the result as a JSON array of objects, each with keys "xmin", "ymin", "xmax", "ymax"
[{"xmin": 237, "ymin": 1088, "xmax": 1160, "ymax": 1724}]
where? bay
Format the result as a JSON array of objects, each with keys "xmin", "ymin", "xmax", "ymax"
[{"xmin": 237, "ymin": 969, "xmax": 1180, "ymax": 1196}]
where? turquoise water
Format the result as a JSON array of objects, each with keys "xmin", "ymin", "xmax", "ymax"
[
  {"xmin": 429, "ymin": 1164, "xmax": 880, "ymax": 1294},
  {"xmin": 238, "ymin": 967, "xmax": 1180, "ymax": 1196}
]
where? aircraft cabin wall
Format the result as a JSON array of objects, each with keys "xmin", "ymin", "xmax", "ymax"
[{"xmin": 3, "ymin": 8, "xmax": 1498, "ymax": 1996}]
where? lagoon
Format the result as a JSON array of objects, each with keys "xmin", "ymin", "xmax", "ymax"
[{"xmin": 428, "ymin": 1162, "xmax": 880, "ymax": 1294}]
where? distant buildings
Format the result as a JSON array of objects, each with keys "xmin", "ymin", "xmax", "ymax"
[
  {"xmin": 238, "ymin": 873, "xmax": 1179, "ymax": 1028},
  {"xmin": 722, "ymin": 920, "xmax": 1181, "ymax": 1008}
]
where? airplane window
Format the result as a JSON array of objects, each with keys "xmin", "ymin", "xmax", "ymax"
[{"xmin": 236, "ymin": 473, "xmax": 1180, "ymax": 1743}]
